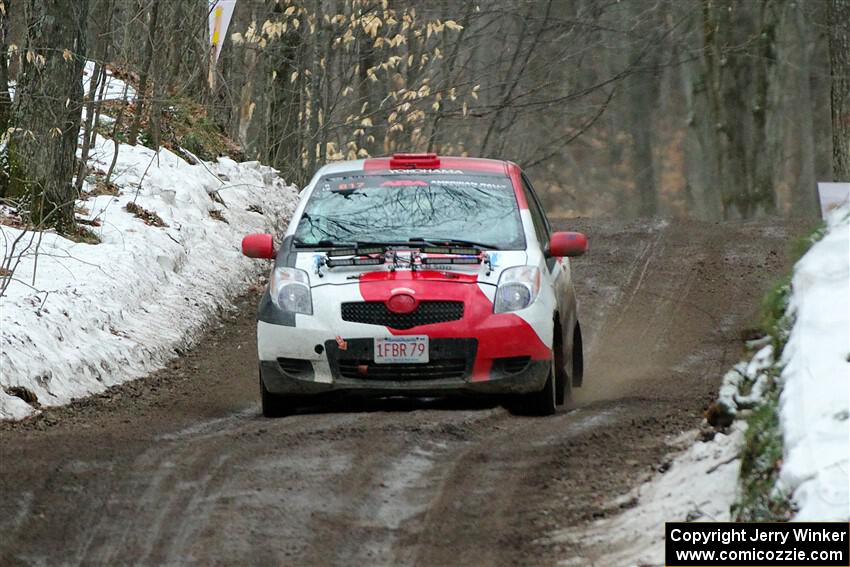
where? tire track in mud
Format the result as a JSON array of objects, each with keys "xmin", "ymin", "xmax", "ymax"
[
  {"xmin": 0, "ymin": 217, "xmax": 807, "ymax": 566},
  {"xmin": 597, "ymin": 220, "xmax": 667, "ymax": 350},
  {"xmin": 76, "ymin": 412, "xmax": 371, "ymax": 565},
  {"xmin": 403, "ymin": 409, "xmax": 622, "ymax": 567}
]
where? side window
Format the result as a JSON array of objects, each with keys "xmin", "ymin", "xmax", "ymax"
[{"xmin": 520, "ymin": 173, "xmax": 550, "ymax": 246}]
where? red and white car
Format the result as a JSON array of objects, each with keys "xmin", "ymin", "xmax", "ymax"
[{"xmin": 242, "ymin": 153, "xmax": 587, "ymax": 417}]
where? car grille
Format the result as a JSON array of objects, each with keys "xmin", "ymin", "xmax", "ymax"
[
  {"xmin": 337, "ymin": 359, "xmax": 468, "ymax": 380},
  {"xmin": 325, "ymin": 337, "xmax": 477, "ymax": 381},
  {"xmin": 340, "ymin": 301, "xmax": 464, "ymax": 329}
]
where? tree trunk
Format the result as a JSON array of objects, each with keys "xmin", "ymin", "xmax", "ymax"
[
  {"xmin": 829, "ymin": 0, "xmax": 850, "ymax": 181},
  {"xmin": 679, "ymin": 0, "xmax": 717, "ymax": 220},
  {"xmin": 6, "ymin": 0, "xmax": 88, "ymax": 230},
  {"xmin": 75, "ymin": 0, "xmax": 112, "ymax": 193},
  {"xmin": 749, "ymin": 0, "xmax": 779, "ymax": 216},
  {"xmin": 784, "ymin": 1, "xmax": 819, "ymax": 215},
  {"xmin": 305, "ymin": 0, "xmax": 321, "ymax": 179},
  {"xmin": 0, "ymin": 0, "xmax": 12, "ymax": 197},
  {"xmin": 702, "ymin": 0, "xmax": 779, "ymax": 219},
  {"xmin": 267, "ymin": 30, "xmax": 303, "ymax": 181},
  {"xmin": 0, "ymin": 0, "xmax": 11, "ymax": 135},
  {"xmin": 625, "ymin": 4, "xmax": 661, "ymax": 218},
  {"xmin": 127, "ymin": 0, "xmax": 158, "ymax": 146}
]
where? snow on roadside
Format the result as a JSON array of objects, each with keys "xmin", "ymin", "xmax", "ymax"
[
  {"xmin": 552, "ymin": 203, "xmax": 849, "ymax": 564},
  {"xmin": 550, "ymin": 426, "xmax": 744, "ymax": 567},
  {"xmin": 0, "ymin": 137, "xmax": 298, "ymax": 420},
  {"xmin": 550, "ymin": 343, "xmax": 777, "ymax": 565},
  {"xmin": 777, "ymin": 204, "xmax": 849, "ymax": 521}
]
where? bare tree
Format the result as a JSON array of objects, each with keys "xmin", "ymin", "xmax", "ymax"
[
  {"xmin": 5, "ymin": 0, "xmax": 88, "ymax": 230},
  {"xmin": 126, "ymin": 0, "xmax": 158, "ymax": 146},
  {"xmin": 0, "ymin": 0, "xmax": 834, "ymax": 222},
  {"xmin": 75, "ymin": 0, "xmax": 113, "ymax": 194},
  {"xmin": 829, "ymin": 0, "xmax": 849, "ymax": 181},
  {"xmin": 0, "ymin": 0, "xmax": 11, "ymax": 135}
]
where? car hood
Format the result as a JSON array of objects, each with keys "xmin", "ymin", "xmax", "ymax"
[{"xmin": 291, "ymin": 250, "xmax": 528, "ymax": 288}]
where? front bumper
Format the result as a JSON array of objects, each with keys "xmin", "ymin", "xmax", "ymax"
[
  {"xmin": 256, "ymin": 278, "xmax": 555, "ymax": 397},
  {"xmin": 260, "ymin": 356, "xmax": 550, "ymax": 397}
]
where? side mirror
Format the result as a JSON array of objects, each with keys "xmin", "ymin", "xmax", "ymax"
[
  {"xmin": 546, "ymin": 231, "xmax": 587, "ymax": 258},
  {"xmin": 242, "ymin": 233, "xmax": 276, "ymax": 259}
]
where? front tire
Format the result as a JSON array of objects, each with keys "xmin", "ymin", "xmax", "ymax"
[
  {"xmin": 527, "ymin": 364, "xmax": 557, "ymax": 416},
  {"xmin": 571, "ymin": 322, "xmax": 584, "ymax": 388},
  {"xmin": 554, "ymin": 321, "xmax": 571, "ymax": 406},
  {"xmin": 260, "ymin": 372, "xmax": 298, "ymax": 418},
  {"xmin": 510, "ymin": 363, "xmax": 557, "ymax": 416}
]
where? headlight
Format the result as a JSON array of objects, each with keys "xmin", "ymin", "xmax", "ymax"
[
  {"xmin": 494, "ymin": 266, "xmax": 541, "ymax": 313},
  {"xmin": 270, "ymin": 267, "xmax": 313, "ymax": 314}
]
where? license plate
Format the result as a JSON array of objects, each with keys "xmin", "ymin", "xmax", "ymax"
[{"xmin": 374, "ymin": 336, "xmax": 429, "ymax": 364}]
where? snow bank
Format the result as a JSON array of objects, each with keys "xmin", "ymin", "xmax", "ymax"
[
  {"xmin": 9, "ymin": 61, "xmax": 136, "ymax": 102},
  {"xmin": 0, "ymin": 137, "xmax": 298, "ymax": 420},
  {"xmin": 715, "ymin": 343, "xmax": 774, "ymax": 418},
  {"xmin": 553, "ymin": 344, "xmax": 778, "ymax": 565},
  {"xmin": 550, "ymin": 427, "xmax": 743, "ymax": 567},
  {"xmin": 82, "ymin": 60, "xmax": 137, "ymax": 101},
  {"xmin": 553, "ymin": 206, "xmax": 849, "ymax": 563},
  {"xmin": 778, "ymin": 204, "xmax": 850, "ymax": 520}
]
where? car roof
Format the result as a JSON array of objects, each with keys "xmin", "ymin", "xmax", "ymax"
[
  {"xmin": 307, "ymin": 154, "xmax": 529, "ymax": 211},
  {"xmin": 314, "ymin": 154, "xmax": 515, "ymax": 177}
]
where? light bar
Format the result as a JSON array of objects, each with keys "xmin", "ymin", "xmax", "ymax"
[
  {"xmin": 389, "ymin": 152, "xmax": 440, "ymax": 169},
  {"xmin": 326, "ymin": 256, "xmax": 385, "ymax": 268},
  {"xmin": 326, "ymin": 246, "xmax": 384, "ymax": 257},
  {"xmin": 326, "ymin": 257, "xmax": 354, "ymax": 267},
  {"xmin": 421, "ymin": 256, "xmax": 481, "ymax": 265},
  {"xmin": 421, "ymin": 246, "xmax": 479, "ymax": 255}
]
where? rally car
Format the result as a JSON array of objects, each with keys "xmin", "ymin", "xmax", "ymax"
[{"xmin": 242, "ymin": 153, "xmax": 587, "ymax": 417}]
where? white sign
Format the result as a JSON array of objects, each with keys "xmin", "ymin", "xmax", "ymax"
[
  {"xmin": 209, "ymin": 0, "xmax": 237, "ymax": 63},
  {"xmin": 817, "ymin": 183, "xmax": 850, "ymax": 219}
]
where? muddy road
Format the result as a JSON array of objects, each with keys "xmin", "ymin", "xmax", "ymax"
[{"xmin": 0, "ymin": 218, "xmax": 803, "ymax": 566}]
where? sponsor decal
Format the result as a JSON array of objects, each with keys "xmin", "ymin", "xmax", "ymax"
[
  {"xmin": 336, "ymin": 181, "xmax": 366, "ymax": 190},
  {"xmin": 381, "ymin": 180, "xmax": 429, "ymax": 187},
  {"xmin": 388, "ymin": 169, "xmax": 464, "ymax": 174},
  {"xmin": 434, "ymin": 179, "xmax": 510, "ymax": 189},
  {"xmin": 357, "ymin": 270, "xmax": 550, "ymax": 381}
]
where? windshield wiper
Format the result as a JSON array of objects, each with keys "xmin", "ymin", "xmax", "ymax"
[
  {"xmin": 293, "ymin": 238, "xmax": 356, "ymax": 248},
  {"xmin": 408, "ymin": 237, "xmax": 497, "ymax": 250},
  {"xmin": 295, "ymin": 238, "xmax": 414, "ymax": 249},
  {"xmin": 354, "ymin": 240, "xmax": 412, "ymax": 248},
  {"xmin": 295, "ymin": 237, "xmax": 497, "ymax": 252}
]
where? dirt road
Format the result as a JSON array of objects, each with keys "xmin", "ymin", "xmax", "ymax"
[{"xmin": 0, "ymin": 218, "xmax": 803, "ymax": 566}]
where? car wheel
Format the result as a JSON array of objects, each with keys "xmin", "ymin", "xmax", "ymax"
[
  {"xmin": 556, "ymin": 367, "xmax": 572, "ymax": 407},
  {"xmin": 528, "ymin": 364, "xmax": 557, "ymax": 416},
  {"xmin": 259, "ymin": 372, "xmax": 298, "ymax": 418},
  {"xmin": 510, "ymin": 362, "xmax": 557, "ymax": 417},
  {"xmin": 571, "ymin": 322, "xmax": 584, "ymax": 388},
  {"xmin": 554, "ymin": 322, "xmax": 571, "ymax": 406}
]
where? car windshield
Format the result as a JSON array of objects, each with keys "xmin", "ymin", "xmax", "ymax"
[{"xmin": 293, "ymin": 173, "xmax": 525, "ymax": 250}]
